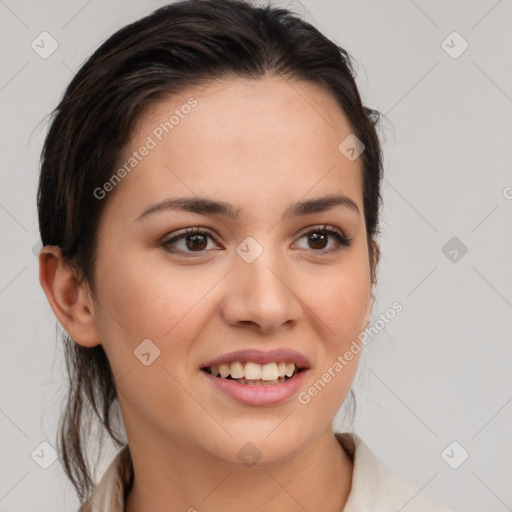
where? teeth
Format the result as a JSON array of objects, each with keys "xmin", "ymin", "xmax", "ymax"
[
  {"xmin": 207, "ymin": 361, "xmax": 299, "ymax": 380},
  {"xmin": 219, "ymin": 363, "xmax": 230, "ymax": 378},
  {"xmin": 239, "ymin": 376, "xmax": 287, "ymax": 385},
  {"xmin": 261, "ymin": 362, "xmax": 279, "ymax": 381},
  {"xmin": 285, "ymin": 362, "xmax": 295, "ymax": 377},
  {"xmin": 244, "ymin": 362, "xmax": 261, "ymax": 380},
  {"xmin": 230, "ymin": 361, "xmax": 244, "ymax": 379}
]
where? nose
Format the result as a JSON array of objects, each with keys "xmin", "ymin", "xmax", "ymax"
[{"xmin": 220, "ymin": 245, "xmax": 303, "ymax": 334}]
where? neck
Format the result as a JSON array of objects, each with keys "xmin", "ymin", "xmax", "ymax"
[{"xmin": 124, "ymin": 429, "xmax": 353, "ymax": 512}]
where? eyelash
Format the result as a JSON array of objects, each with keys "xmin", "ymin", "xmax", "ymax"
[{"xmin": 161, "ymin": 225, "xmax": 352, "ymax": 257}]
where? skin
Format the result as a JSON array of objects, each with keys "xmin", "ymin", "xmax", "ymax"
[{"xmin": 39, "ymin": 76, "xmax": 380, "ymax": 512}]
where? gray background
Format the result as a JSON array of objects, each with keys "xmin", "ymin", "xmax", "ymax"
[{"xmin": 0, "ymin": 0, "xmax": 511, "ymax": 511}]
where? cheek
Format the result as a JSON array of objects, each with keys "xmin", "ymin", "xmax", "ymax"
[
  {"xmin": 95, "ymin": 240, "xmax": 371, "ymax": 360},
  {"xmin": 95, "ymin": 251, "xmax": 218, "ymax": 341},
  {"xmin": 302, "ymin": 258, "xmax": 371, "ymax": 344},
  {"xmin": 295, "ymin": 250, "xmax": 370, "ymax": 411},
  {"xmin": 297, "ymin": 265, "xmax": 368, "ymax": 419},
  {"xmin": 92, "ymin": 254, "xmax": 217, "ymax": 429}
]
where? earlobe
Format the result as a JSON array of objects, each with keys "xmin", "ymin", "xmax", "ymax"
[{"xmin": 39, "ymin": 246, "xmax": 101, "ymax": 348}]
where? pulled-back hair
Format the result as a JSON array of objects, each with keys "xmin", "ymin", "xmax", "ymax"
[{"xmin": 37, "ymin": 0, "xmax": 383, "ymax": 502}]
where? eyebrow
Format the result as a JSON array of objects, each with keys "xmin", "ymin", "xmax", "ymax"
[{"xmin": 134, "ymin": 193, "xmax": 360, "ymax": 222}]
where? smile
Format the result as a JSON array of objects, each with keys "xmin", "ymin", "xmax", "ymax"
[
  {"xmin": 203, "ymin": 361, "xmax": 302, "ymax": 385},
  {"xmin": 201, "ymin": 363, "xmax": 309, "ymax": 406}
]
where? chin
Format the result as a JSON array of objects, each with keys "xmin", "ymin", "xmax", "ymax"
[{"xmin": 202, "ymin": 427, "xmax": 312, "ymax": 468}]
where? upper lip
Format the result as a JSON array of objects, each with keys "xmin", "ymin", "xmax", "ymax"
[{"xmin": 202, "ymin": 348, "xmax": 311, "ymax": 370}]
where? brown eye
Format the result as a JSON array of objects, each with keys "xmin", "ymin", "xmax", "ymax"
[
  {"xmin": 308, "ymin": 231, "xmax": 329, "ymax": 250},
  {"xmin": 162, "ymin": 227, "xmax": 219, "ymax": 256},
  {"xmin": 295, "ymin": 225, "xmax": 352, "ymax": 254},
  {"xmin": 184, "ymin": 233, "xmax": 208, "ymax": 251}
]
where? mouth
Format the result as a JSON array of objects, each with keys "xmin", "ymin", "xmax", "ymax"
[
  {"xmin": 200, "ymin": 357, "xmax": 310, "ymax": 406},
  {"xmin": 200, "ymin": 349, "xmax": 311, "ymax": 405},
  {"xmin": 201, "ymin": 361, "xmax": 306, "ymax": 386}
]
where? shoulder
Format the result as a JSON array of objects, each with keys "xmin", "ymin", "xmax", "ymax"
[{"xmin": 336, "ymin": 433, "xmax": 453, "ymax": 512}]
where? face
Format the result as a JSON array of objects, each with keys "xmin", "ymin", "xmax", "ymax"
[{"xmin": 89, "ymin": 76, "xmax": 375, "ymax": 465}]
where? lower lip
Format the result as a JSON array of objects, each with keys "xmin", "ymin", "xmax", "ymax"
[{"xmin": 201, "ymin": 369, "xmax": 308, "ymax": 406}]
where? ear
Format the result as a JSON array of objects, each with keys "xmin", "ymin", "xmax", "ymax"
[
  {"xmin": 39, "ymin": 245, "xmax": 101, "ymax": 347},
  {"xmin": 364, "ymin": 240, "xmax": 381, "ymax": 326},
  {"xmin": 370, "ymin": 239, "xmax": 381, "ymax": 288}
]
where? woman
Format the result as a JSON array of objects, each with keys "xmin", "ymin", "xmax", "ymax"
[{"xmin": 37, "ymin": 0, "xmax": 452, "ymax": 510}]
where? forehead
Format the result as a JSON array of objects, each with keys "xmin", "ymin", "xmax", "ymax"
[
  {"xmin": 136, "ymin": 75, "xmax": 354, "ymax": 154},
  {"xmin": 104, "ymin": 76, "xmax": 363, "ymax": 221}
]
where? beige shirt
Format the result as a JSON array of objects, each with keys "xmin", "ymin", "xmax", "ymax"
[{"xmin": 77, "ymin": 433, "xmax": 452, "ymax": 512}]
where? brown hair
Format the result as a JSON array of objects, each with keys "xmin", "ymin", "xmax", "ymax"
[{"xmin": 37, "ymin": 0, "xmax": 384, "ymax": 502}]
